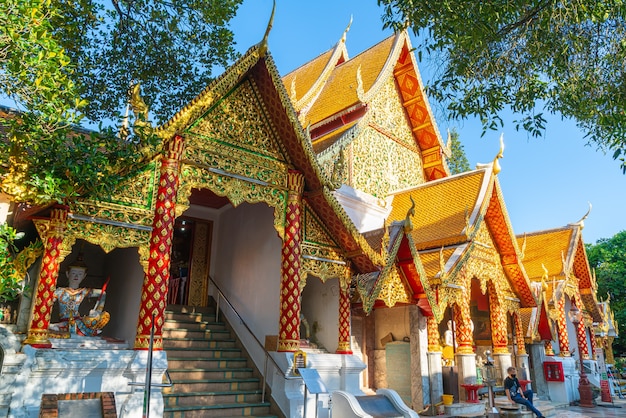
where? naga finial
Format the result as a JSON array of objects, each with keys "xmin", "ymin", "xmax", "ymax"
[
  {"xmin": 492, "ymin": 133, "xmax": 504, "ymax": 174},
  {"xmin": 573, "ymin": 202, "xmax": 592, "ymax": 229},
  {"xmin": 404, "ymin": 195, "xmax": 416, "ymax": 233},
  {"xmin": 258, "ymin": 0, "xmax": 276, "ymax": 58},
  {"xmin": 341, "ymin": 15, "xmax": 353, "ymax": 43},
  {"xmin": 129, "ymin": 82, "xmax": 153, "ymax": 135}
]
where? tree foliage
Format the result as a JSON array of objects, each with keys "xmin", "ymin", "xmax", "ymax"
[
  {"xmin": 586, "ymin": 230, "xmax": 626, "ymax": 356},
  {"xmin": 378, "ymin": 0, "xmax": 626, "ymax": 172},
  {"xmin": 0, "ymin": 0, "xmax": 243, "ymax": 204},
  {"xmin": 446, "ymin": 128, "xmax": 470, "ymax": 175}
]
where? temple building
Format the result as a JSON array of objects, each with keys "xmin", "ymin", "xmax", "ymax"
[
  {"xmin": 515, "ymin": 220, "xmax": 605, "ymax": 405},
  {"xmin": 0, "ymin": 21, "xmax": 619, "ymax": 418}
]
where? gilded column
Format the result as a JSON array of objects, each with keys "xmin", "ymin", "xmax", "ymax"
[
  {"xmin": 23, "ymin": 206, "xmax": 68, "ymax": 348},
  {"xmin": 453, "ymin": 302, "xmax": 473, "ymax": 354},
  {"xmin": 488, "ymin": 289, "xmax": 509, "ymax": 354},
  {"xmin": 277, "ymin": 170, "xmax": 304, "ymax": 352},
  {"xmin": 513, "ymin": 312, "xmax": 527, "ymax": 355},
  {"xmin": 589, "ymin": 329, "xmax": 598, "ymax": 360},
  {"xmin": 134, "ymin": 135, "xmax": 184, "ymax": 350},
  {"xmin": 427, "ymin": 315, "xmax": 441, "ymax": 352},
  {"xmin": 555, "ymin": 298, "xmax": 570, "ymax": 356},
  {"xmin": 336, "ymin": 279, "xmax": 352, "ymax": 354},
  {"xmin": 576, "ymin": 320, "xmax": 590, "ymax": 360},
  {"xmin": 606, "ymin": 337, "xmax": 615, "ymax": 364}
]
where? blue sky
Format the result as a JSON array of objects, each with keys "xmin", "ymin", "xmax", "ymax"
[{"xmin": 230, "ymin": 1, "xmax": 626, "ymax": 244}]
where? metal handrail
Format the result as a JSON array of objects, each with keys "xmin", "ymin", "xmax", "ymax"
[{"xmin": 207, "ymin": 275, "xmax": 300, "ymax": 403}]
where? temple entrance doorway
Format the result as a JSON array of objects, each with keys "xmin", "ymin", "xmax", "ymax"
[{"xmin": 169, "ymin": 216, "xmax": 213, "ymax": 307}]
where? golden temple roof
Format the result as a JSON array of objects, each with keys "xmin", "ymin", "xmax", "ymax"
[
  {"xmin": 388, "ymin": 164, "xmax": 536, "ymax": 307},
  {"xmin": 516, "ymin": 224, "xmax": 602, "ymax": 321},
  {"xmin": 388, "ymin": 169, "xmax": 487, "ymax": 250},
  {"xmin": 303, "ymin": 36, "xmax": 395, "ymax": 128}
]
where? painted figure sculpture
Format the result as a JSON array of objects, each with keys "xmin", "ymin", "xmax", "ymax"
[{"xmin": 48, "ymin": 263, "xmax": 110, "ymax": 338}]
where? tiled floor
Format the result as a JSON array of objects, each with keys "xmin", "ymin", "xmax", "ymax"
[{"xmin": 555, "ymin": 398, "xmax": 626, "ymax": 418}]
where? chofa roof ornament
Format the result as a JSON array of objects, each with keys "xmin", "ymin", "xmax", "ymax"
[
  {"xmin": 258, "ymin": 0, "xmax": 276, "ymax": 58},
  {"xmin": 492, "ymin": 133, "xmax": 505, "ymax": 175}
]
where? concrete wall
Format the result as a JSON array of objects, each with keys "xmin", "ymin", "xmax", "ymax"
[
  {"xmin": 103, "ymin": 247, "xmax": 144, "ymax": 345},
  {"xmin": 212, "ymin": 202, "xmax": 282, "ymax": 349},
  {"xmin": 301, "ymin": 276, "xmax": 340, "ymax": 352}
]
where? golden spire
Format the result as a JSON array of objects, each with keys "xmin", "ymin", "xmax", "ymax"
[
  {"xmin": 492, "ymin": 133, "xmax": 504, "ymax": 174},
  {"xmin": 258, "ymin": 0, "xmax": 276, "ymax": 58},
  {"xmin": 341, "ymin": 15, "xmax": 353, "ymax": 43}
]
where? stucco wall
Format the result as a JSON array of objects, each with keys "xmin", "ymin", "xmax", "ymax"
[
  {"xmin": 212, "ymin": 202, "xmax": 282, "ymax": 347},
  {"xmin": 103, "ymin": 247, "xmax": 144, "ymax": 345},
  {"xmin": 301, "ymin": 276, "xmax": 340, "ymax": 352}
]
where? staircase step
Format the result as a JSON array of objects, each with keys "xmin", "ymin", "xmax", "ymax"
[
  {"xmin": 167, "ymin": 357, "xmax": 249, "ymax": 369},
  {"xmin": 171, "ymin": 378, "xmax": 263, "ymax": 393},
  {"xmin": 168, "ymin": 367, "xmax": 254, "ymax": 380},
  {"xmin": 163, "ymin": 403, "xmax": 272, "ymax": 418},
  {"xmin": 167, "ymin": 347, "xmax": 242, "ymax": 359},
  {"xmin": 163, "ymin": 320, "xmax": 225, "ymax": 331},
  {"xmin": 163, "ymin": 389, "xmax": 262, "ymax": 406},
  {"xmin": 163, "ymin": 338, "xmax": 236, "ymax": 349},
  {"xmin": 164, "ymin": 302, "xmax": 275, "ymax": 418},
  {"xmin": 163, "ymin": 328, "xmax": 231, "ymax": 339}
]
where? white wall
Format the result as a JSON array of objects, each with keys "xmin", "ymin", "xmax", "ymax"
[
  {"xmin": 301, "ymin": 276, "xmax": 340, "ymax": 352},
  {"xmin": 104, "ymin": 247, "xmax": 144, "ymax": 345},
  {"xmin": 212, "ymin": 202, "xmax": 282, "ymax": 346}
]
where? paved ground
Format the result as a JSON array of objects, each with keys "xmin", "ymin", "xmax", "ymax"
[{"xmin": 555, "ymin": 397, "xmax": 626, "ymax": 418}]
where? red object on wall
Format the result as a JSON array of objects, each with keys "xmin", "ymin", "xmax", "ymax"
[{"xmin": 543, "ymin": 362, "xmax": 565, "ymax": 382}]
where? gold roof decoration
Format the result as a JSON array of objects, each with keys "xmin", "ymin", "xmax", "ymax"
[
  {"xmin": 388, "ymin": 163, "xmax": 537, "ymax": 308},
  {"xmin": 492, "ymin": 133, "xmax": 505, "ymax": 175},
  {"xmin": 516, "ymin": 219, "xmax": 603, "ymax": 321},
  {"xmin": 257, "ymin": 0, "xmax": 275, "ymax": 58},
  {"xmin": 355, "ymin": 219, "xmax": 440, "ymax": 320}
]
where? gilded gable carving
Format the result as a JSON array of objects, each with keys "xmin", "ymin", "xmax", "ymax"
[
  {"xmin": 72, "ymin": 162, "xmax": 159, "ymax": 227},
  {"xmin": 369, "ymin": 78, "xmax": 419, "ymax": 151},
  {"xmin": 351, "ymin": 127, "xmax": 425, "ymax": 197}
]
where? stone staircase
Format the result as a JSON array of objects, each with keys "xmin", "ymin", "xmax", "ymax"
[{"xmin": 162, "ymin": 304, "xmax": 278, "ymax": 418}]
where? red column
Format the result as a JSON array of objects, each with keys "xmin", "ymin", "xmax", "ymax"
[
  {"xmin": 556, "ymin": 298, "xmax": 571, "ymax": 356},
  {"xmin": 336, "ymin": 282, "xmax": 353, "ymax": 354},
  {"xmin": 454, "ymin": 301, "xmax": 474, "ymax": 354},
  {"xmin": 23, "ymin": 206, "xmax": 68, "ymax": 348},
  {"xmin": 576, "ymin": 319, "xmax": 590, "ymax": 360},
  {"xmin": 513, "ymin": 312, "xmax": 527, "ymax": 355},
  {"xmin": 589, "ymin": 328, "xmax": 597, "ymax": 360},
  {"xmin": 488, "ymin": 286, "xmax": 508, "ymax": 354},
  {"xmin": 277, "ymin": 170, "xmax": 304, "ymax": 352},
  {"xmin": 134, "ymin": 135, "xmax": 184, "ymax": 350}
]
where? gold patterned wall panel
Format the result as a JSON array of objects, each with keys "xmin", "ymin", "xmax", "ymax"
[
  {"xmin": 183, "ymin": 77, "xmax": 290, "ymax": 187},
  {"xmin": 72, "ymin": 161, "xmax": 159, "ymax": 227},
  {"xmin": 443, "ymin": 222, "xmax": 519, "ymax": 313},
  {"xmin": 300, "ymin": 202, "xmax": 349, "ymax": 286},
  {"xmin": 369, "ymin": 77, "xmax": 420, "ymax": 151},
  {"xmin": 187, "ymin": 221, "xmax": 212, "ymax": 307},
  {"xmin": 350, "ymin": 127, "xmax": 424, "ymax": 198}
]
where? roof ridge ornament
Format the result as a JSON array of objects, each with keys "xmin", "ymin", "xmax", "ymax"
[
  {"xmin": 403, "ymin": 195, "xmax": 415, "ymax": 233},
  {"xmin": 258, "ymin": 0, "xmax": 276, "ymax": 58},
  {"xmin": 341, "ymin": 15, "xmax": 353, "ymax": 44},
  {"xmin": 520, "ymin": 233, "xmax": 527, "ymax": 260},
  {"xmin": 571, "ymin": 202, "xmax": 592, "ymax": 229},
  {"xmin": 443, "ymin": 129, "xmax": 452, "ymax": 158},
  {"xmin": 492, "ymin": 133, "xmax": 504, "ymax": 175},
  {"xmin": 356, "ymin": 65, "xmax": 365, "ymax": 101}
]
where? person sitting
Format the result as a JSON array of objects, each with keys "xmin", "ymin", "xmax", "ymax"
[
  {"xmin": 49, "ymin": 261, "xmax": 109, "ymax": 338},
  {"xmin": 504, "ymin": 366, "xmax": 545, "ymax": 418}
]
